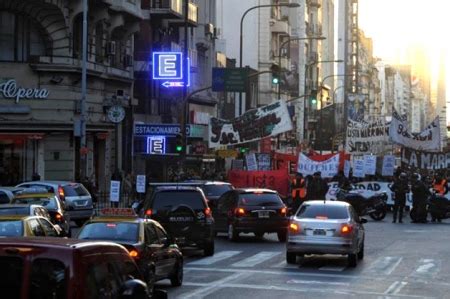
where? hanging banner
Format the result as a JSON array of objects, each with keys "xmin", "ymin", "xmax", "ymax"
[
  {"xmin": 401, "ymin": 148, "xmax": 450, "ymax": 170},
  {"xmin": 389, "ymin": 109, "xmax": 441, "ymax": 152},
  {"xmin": 382, "ymin": 155, "xmax": 396, "ymax": 177},
  {"xmin": 363, "ymin": 155, "xmax": 377, "ymax": 175},
  {"xmin": 245, "ymin": 153, "xmax": 258, "ymax": 171},
  {"xmin": 208, "ymin": 100, "xmax": 293, "ymax": 148},
  {"xmin": 353, "ymin": 159, "xmax": 365, "ymax": 178},
  {"xmin": 345, "ymin": 118, "xmax": 390, "ymax": 154},
  {"xmin": 296, "ymin": 153, "xmax": 339, "ymax": 178},
  {"xmin": 228, "ymin": 169, "xmax": 290, "ymax": 197}
]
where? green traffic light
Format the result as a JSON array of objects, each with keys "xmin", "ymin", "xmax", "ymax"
[
  {"xmin": 240, "ymin": 148, "xmax": 247, "ymax": 153},
  {"xmin": 272, "ymin": 77, "xmax": 279, "ymax": 84},
  {"xmin": 311, "ymin": 98, "xmax": 317, "ymax": 105},
  {"xmin": 176, "ymin": 145, "xmax": 183, "ymax": 152}
]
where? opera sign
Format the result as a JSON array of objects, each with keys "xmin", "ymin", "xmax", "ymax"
[{"xmin": 0, "ymin": 79, "xmax": 49, "ymax": 103}]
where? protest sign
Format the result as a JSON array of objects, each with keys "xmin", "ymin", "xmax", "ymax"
[
  {"xmin": 363, "ymin": 155, "xmax": 377, "ymax": 175},
  {"xmin": 353, "ymin": 159, "xmax": 365, "ymax": 178},
  {"xmin": 382, "ymin": 155, "xmax": 395, "ymax": 176}
]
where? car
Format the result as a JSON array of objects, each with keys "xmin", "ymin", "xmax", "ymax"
[
  {"xmin": 11, "ymin": 193, "xmax": 72, "ymax": 237},
  {"xmin": 0, "ymin": 215, "xmax": 63, "ymax": 237},
  {"xmin": 16, "ymin": 181, "xmax": 93, "ymax": 227},
  {"xmin": 286, "ymin": 200, "xmax": 366, "ymax": 267},
  {"xmin": 0, "ymin": 187, "xmax": 24, "ymax": 204},
  {"xmin": 182, "ymin": 180, "xmax": 234, "ymax": 208},
  {"xmin": 0, "ymin": 204, "xmax": 54, "ymax": 225},
  {"xmin": 77, "ymin": 208, "xmax": 184, "ymax": 289},
  {"xmin": 0, "ymin": 237, "xmax": 168, "ymax": 299},
  {"xmin": 214, "ymin": 188, "xmax": 289, "ymax": 242},
  {"xmin": 142, "ymin": 186, "xmax": 215, "ymax": 256}
]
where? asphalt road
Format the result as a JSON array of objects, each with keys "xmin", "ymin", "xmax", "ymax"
[{"xmin": 157, "ymin": 215, "xmax": 450, "ymax": 299}]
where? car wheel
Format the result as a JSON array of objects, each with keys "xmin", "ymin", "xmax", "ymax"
[
  {"xmin": 203, "ymin": 241, "xmax": 215, "ymax": 256},
  {"xmin": 277, "ymin": 230, "xmax": 287, "ymax": 242},
  {"xmin": 357, "ymin": 241, "xmax": 364, "ymax": 260},
  {"xmin": 254, "ymin": 232, "xmax": 264, "ymax": 239},
  {"xmin": 286, "ymin": 252, "xmax": 297, "ymax": 264},
  {"xmin": 75, "ymin": 219, "xmax": 86, "ymax": 227},
  {"xmin": 348, "ymin": 253, "xmax": 358, "ymax": 267},
  {"xmin": 170, "ymin": 261, "xmax": 183, "ymax": 287},
  {"xmin": 228, "ymin": 224, "xmax": 239, "ymax": 242}
]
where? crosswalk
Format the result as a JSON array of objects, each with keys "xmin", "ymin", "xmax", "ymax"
[{"xmin": 186, "ymin": 250, "xmax": 444, "ymax": 278}]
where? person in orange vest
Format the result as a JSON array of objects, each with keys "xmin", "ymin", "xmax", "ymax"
[
  {"xmin": 432, "ymin": 173, "xmax": 448, "ymax": 196},
  {"xmin": 291, "ymin": 172, "xmax": 307, "ymax": 211}
]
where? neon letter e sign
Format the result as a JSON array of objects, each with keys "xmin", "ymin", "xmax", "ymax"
[{"xmin": 152, "ymin": 52, "xmax": 190, "ymax": 88}]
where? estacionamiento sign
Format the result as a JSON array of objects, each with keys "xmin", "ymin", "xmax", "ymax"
[{"xmin": 401, "ymin": 148, "xmax": 450, "ymax": 170}]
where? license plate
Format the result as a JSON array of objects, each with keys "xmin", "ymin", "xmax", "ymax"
[
  {"xmin": 313, "ymin": 229, "xmax": 326, "ymax": 236},
  {"xmin": 258, "ymin": 211, "xmax": 270, "ymax": 218},
  {"xmin": 169, "ymin": 216, "xmax": 193, "ymax": 222}
]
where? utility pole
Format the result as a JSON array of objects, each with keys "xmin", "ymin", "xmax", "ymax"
[{"xmin": 80, "ymin": 0, "xmax": 88, "ymax": 180}]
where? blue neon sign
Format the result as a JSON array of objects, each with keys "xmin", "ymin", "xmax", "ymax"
[
  {"xmin": 147, "ymin": 136, "xmax": 166, "ymax": 154},
  {"xmin": 152, "ymin": 52, "xmax": 190, "ymax": 88}
]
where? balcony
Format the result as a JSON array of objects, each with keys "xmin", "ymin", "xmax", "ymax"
[
  {"xmin": 169, "ymin": 1, "xmax": 198, "ymax": 27},
  {"xmin": 270, "ymin": 19, "xmax": 290, "ymax": 35},
  {"xmin": 107, "ymin": 0, "xmax": 144, "ymax": 19},
  {"xmin": 149, "ymin": 0, "xmax": 183, "ymax": 19}
]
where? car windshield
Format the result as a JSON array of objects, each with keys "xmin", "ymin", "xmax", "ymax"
[
  {"xmin": 13, "ymin": 197, "xmax": 57, "ymax": 209},
  {"xmin": 0, "ymin": 220, "xmax": 23, "ymax": 236},
  {"xmin": 238, "ymin": 193, "xmax": 282, "ymax": 206},
  {"xmin": 63, "ymin": 184, "xmax": 89, "ymax": 197},
  {"xmin": 296, "ymin": 204, "xmax": 349, "ymax": 220},
  {"xmin": 152, "ymin": 191, "xmax": 205, "ymax": 210},
  {"xmin": 78, "ymin": 222, "xmax": 139, "ymax": 243},
  {"xmin": 201, "ymin": 185, "xmax": 233, "ymax": 197}
]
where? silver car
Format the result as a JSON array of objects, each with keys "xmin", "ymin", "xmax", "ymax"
[{"xmin": 286, "ymin": 200, "xmax": 366, "ymax": 267}]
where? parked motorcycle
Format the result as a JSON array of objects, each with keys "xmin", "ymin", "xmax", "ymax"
[
  {"xmin": 336, "ymin": 188, "xmax": 388, "ymax": 221},
  {"xmin": 410, "ymin": 192, "xmax": 450, "ymax": 222}
]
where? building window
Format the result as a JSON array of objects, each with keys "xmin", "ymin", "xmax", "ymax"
[{"xmin": 0, "ymin": 11, "xmax": 48, "ymax": 62}]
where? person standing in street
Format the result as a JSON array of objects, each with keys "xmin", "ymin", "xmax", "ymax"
[
  {"xmin": 291, "ymin": 172, "xmax": 307, "ymax": 211},
  {"xmin": 390, "ymin": 173, "xmax": 409, "ymax": 223},
  {"xmin": 432, "ymin": 172, "xmax": 448, "ymax": 196},
  {"xmin": 410, "ymin": 173, "xmax": 430, "ymax": 223},
  {"xmin": 307, "ymin": 172, "xmax": 329, "ymax": 201}
]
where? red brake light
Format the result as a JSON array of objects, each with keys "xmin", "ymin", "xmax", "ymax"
[
  {"xmin": 315, "ymin": 216, "xmax": 328, "ymax": 220},
  {"xmin": 145, "ymin": 209, "xmax": 152, "ymax": 217},
  {"xmin": 235, "ymin": 208, "xmax": 245, "ymax": 216},
  {"xmin": 55, "ymin": 213, "xmax": 62, "ymax": 220},
  {"xmin": 289, "ymin": 222, "xmax": 300, "ymax": 233},
  {"xmin": 341, "ymin": 224, "xmax": 353, "ymax": 234},
  {"xmin": 280, "ymin": 207, "xmax": 287, "ymax": 216},
  {"xmin": 58, "ymin": 186, "xmax": 65, "ymax": 201},
  {"xmin": 106, "ymin": 223, "xmax": 117, "ymax": 228},
  {"xmin": 205, "ymin": 207, "xmax": 212, "ymax": 217}
]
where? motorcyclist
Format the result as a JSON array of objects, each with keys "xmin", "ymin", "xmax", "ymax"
[
  {"xmin": 410, "ymin": 173, "xmax": 430, "ymax": 223},
  {"xmin": 390, "ymin": 172, "xmax": 409, "ymax": 223}
]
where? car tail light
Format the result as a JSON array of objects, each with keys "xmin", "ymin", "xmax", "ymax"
[
  {"xmin": 204, "ymin": 207, "xmax": 212, "ymax": 218},
  {"xmin": 58, "ymin": 186, "xmax": 65, "ymax": 201},
  {"xmin": 341, "ymin": 224, "xmax": 353, "ymax": 235},
  {"xmin": 144, "ymin": 209, "xmax": 152, "ymax": 217},
  {"xmin": 289, "ymin": 222, "xmax": 301, "ymax": 234},
  {"xmin": 129, "ymin": 249, "xmax": 139, "ymax": 258},
  {"xmin": 280, "ymin": 207, "xmax": 287, "ymax": 216},
  {"xmin": 55, "ymin": 213, "xmax": 63, "ymax": 222},
  {"xmin": 235, "ymin": 207, "xmax": 245, "ymax": 217}
]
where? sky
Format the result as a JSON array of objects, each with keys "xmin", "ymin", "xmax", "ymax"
[{"xmin": 357, "ymin": 0, "xmax": 449, "ymax": 124}]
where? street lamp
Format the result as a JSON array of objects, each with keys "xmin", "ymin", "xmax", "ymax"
[
  {"xmin": 238, "ymin": 2, "xmax": 300, "ymax": 115},
  {"xmin": 277, "ymin": 36, "xmax": 326, "ymax": 100}
]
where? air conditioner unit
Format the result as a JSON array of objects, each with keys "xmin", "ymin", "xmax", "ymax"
[
  {"xmin": 124, "ymin": 54, "xmax": 133, "ymax": 67},
  {"xmin": 106, "ymin": 41, "xmax": 116, "ymax": 56}
]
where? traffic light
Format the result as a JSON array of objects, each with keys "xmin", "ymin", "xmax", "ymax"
[
  {"xmin": 175, "ymin": 133, "xmax": 183, "ymax": 153},
  {"xmin": 270, "ymin": 64, "xmax": 281, "ymax": 85},
  {"xmin": 240, "ymin": 147, "xmax": 248, "ymax": 154},
  {"xmin": 310, "ymin": 90, "xmax": 318, "ymax": 106}
]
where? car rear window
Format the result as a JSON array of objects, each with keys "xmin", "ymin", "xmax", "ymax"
[
  {"xmin": 13, "ymin": 197, "xmax": 57, "ymax": 209},
  {"xmin": 30, "ymin": 258, "xmax": 66, "ymax": 298},
  {"xmin": 201, "ymin": 185, "xmax": 233, "ymax": 197},
  {"xmin": 238, "ymin": 193, "xmax": 282, "ymax": 206},
  {"xmin": 78, "ymin": 222, "xmax": 139, "ymax": 243},
  {"xmin": 63, "ymin": 184, "xmax": 89, "ymax": 197},
  {"xmin": 296, "ymin": 204, "xmax": 349, "ymax": 220},
  {"xmin": 0, "ymin": 256, "xmax": 23, "ymax": 298},
  {"xmin": 152, "ymin": 191, "xmax": 206, "ymax": 210},
  {"xmin": 0, "ymin": 207, "xmax": 29, "ymax": 215},
  {"xmin": 0, "ymin": 220, "xmax": 23, "ymax": 236}
]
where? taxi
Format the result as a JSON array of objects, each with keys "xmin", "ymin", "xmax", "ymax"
[
  {"xmin": 77, "ymin": 208, "xmax": 183, "ymax": 288},
  {"xmin": 0, "ymin": 215, "xmax": 63, "ymax": 237}
]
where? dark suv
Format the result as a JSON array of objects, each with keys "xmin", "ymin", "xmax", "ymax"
[
  {"xmin": 142, "ymin": 186, "xmax": 215, "ymax": 256},
  {"xmin": 214, "ymin": 188, "xmax": 289, "ymax": 242}
]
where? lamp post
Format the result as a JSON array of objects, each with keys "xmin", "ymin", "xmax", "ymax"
[
  {"xmin": 79, "ymin": 0, "xmax": 88, "ymax": 181},
  {"xmin": 277, "ymin": 36, "xmax": 325, "ymax": 100},
  {"xmin": 238, "ymin": 2, "xmax": 300, "ymax": 115}
]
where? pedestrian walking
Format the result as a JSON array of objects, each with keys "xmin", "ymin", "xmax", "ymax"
[{"xmin": 390, "ymin": 173, "xmax": 409, "ymax": 223}]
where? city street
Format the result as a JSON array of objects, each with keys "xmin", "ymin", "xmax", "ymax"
[{"xmin": 147, "ymin": 215, "xmax": 450, "ymax": 299}]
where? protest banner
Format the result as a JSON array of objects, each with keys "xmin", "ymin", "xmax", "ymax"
[
  {"xmin": 209, "ymin": 101, "xmax": 293, "ymax": 148},
  {"xmin": 389, "ymin": 109, "xmax": 441, "ymax": 152},
  {"xmin": 401, "ymin": 148, "xmax": 450, "ymax": 170},
  {"xmin": 228, "ymin": 169, "xmax": 290, "ymax": 197},
  {"xmin": 297, "ymin": 153, "xmax": 339, "ymax": 178},
  {"xmin": 345, "ymin": 118, "xmax": 390, "ymax": 154}
]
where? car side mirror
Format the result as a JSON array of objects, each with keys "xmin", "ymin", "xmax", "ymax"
[
  {"xmin": 120, "ymin": 279, "xmax": 149, "ymax": 299},
  {"xmin": 359, "ymin": 218, "xmax": 368, "ymax": 224}
]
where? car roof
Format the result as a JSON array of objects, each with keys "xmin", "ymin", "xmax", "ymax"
[
  {"xmin": 155, "ymin": 186, "xmax": 202, "ymax": 192},
  {"xmin": 235, "ymin": 188, "xmax": 277, "ymax": 194},
  {"xmin": 203, "ymin": 181, "xmax": 232, "ymax": 186},
  {"xmin": 17, "ymin": 181, "xmax": 79, "ymax": 186},
  {"xmin": 0, "ymin": 214, "xmax": 33, "ymax": 220},
  {"xmin": 14, "ymin": 193, "xmax": 55, "ymax": 198},
  {"xmin": 0, "ymin": 187, "xmax": 22, "ymax": 191},
  {"xmin": 303, "ymin": 200, "xmax": 351, "ymax": 207}
]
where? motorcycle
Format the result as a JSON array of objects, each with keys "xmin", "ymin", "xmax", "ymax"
[
  {"xmin": 336, "ymin": 188, "xmax": 388, "ymax": 221},
  {"xmin": 410, "ymin": 192, "xmax": 450, "ymax": 223}
]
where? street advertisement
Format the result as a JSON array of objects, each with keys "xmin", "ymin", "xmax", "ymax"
[
  {"xmin": 325, "ymin": 181, "xmax": 411, "ymax": 207},
  {"xmin": 401, "ymin": 148, "xmax": 450, "ymax": 170},
  {"xmin": 110, "ymin": 180, "xmax": 121, "ymax": 202},
  {"xmin": 208, "ymin": 100, "xmax": 293, "ymax": 148},
  {"xmin": 345, "ymin": 118, "xmax": 390, "ymax": 154},
  {"xmin": 389, "ymin": 109, "xmax": 441, "ymax": 152},
  {"xmin": 363, "ymin": 155, "xmax": 377, "ymax": 175},
  {"xmin": 228, "ymin": 169, "xmax": 290, "ymax": 197},
  {"xmin": 382, "ymin": 155, "xmax": 396, "ymax": 176},
  {"xmin": 296, "ymin": 153, "xmax": 339, "ymax": 178}
]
